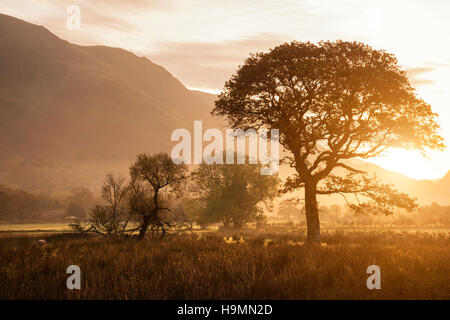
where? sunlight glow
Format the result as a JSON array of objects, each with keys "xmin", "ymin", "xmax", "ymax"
[
  {"xmin": 366, "ymin": 149, "xmax": 448, "ymax": 180},
  {"xmin": 187, "ymin": 86, "xmax": 222, "ymax": 95}
]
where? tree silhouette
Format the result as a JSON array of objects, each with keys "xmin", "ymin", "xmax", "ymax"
[
  {"xmin": 129, "ymin": 152, "xmax": 187, "ymax": 239},
  {"xmin": 213, "ymin": 40, "xmax": 445, "ymax": 243},
  {"xmin": 84, "ymin": 173, "xmax": 131, "ymax": 238},
  {"xmin": 190, "ymin": 155, "xmax": 278, "ymax": 229}
]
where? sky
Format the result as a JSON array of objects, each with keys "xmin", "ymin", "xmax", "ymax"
[{"xmin": 1, "ymin": 0, "xmax": 449, "ymax": 180}]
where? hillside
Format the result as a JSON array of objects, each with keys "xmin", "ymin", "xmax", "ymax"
[
  {"xmin": 0, "ymin": 13, "xmax": 221, "ymax": 192},
  {"xmin": 346, "ymin": 159, "xmax": 450, "ymax": 205},
  {"xmin": 277, "ymin": 160, "xmax": 450, "ymax": 207}
]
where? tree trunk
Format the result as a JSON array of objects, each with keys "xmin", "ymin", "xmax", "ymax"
[
  {"xmin": 138, "ymin": 215, "xmax": 151, "ymax": 240},
  {"xmin": 223, "ymin": 219, "xmax": 231, "ymax": 229},
  {"xmin": 304, "ymin": 183, "xmax": 320, "ymax": 243}
]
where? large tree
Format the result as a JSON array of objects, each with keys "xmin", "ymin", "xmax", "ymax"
[{"xmin": 213, "ymin": 40, "xmax": 445, "ymax": 243}]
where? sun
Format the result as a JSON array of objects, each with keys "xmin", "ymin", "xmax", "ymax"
[{"xmin": 366, "ymin": 149, "xmax": 447, "ymax": 181}]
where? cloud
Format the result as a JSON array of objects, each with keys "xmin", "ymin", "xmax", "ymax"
[
  {"xmin": 61, "ymin": 0, "xmax": 173, "ymax": 12},
  {"xmin": 81, "ymin": 10, "xmax": 139, "ymax": 33},
  {"xmin": 67, "ymin": 0, "xmax": 171, "ymax": 33},
  {"xmin": 148, "ymin": 33, "xmax": 291, "ymax": 89},
  {"xmin": 406, "ymin": 66, "xmax": 436, "ymax": 86}
]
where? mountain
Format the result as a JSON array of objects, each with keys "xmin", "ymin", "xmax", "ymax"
[
  {"xmin": 277, "ymin": 159, "xmax": 450, "ymax": 206},
  {"xmin": 438, "ymin": 170, "xmax": 450, "ymax": 190},
  {"xmin": 0, "ymin": 13, "xmax": 221, "ymax": 192},
  {"xmin": 190, "ymin": 90, "xmax": 219, "ymax": 108},
  {"xmin": 346, "ymin": 159, "xmax": 450, "ymax": 205}
]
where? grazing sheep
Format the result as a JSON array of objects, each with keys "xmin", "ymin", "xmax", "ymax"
[
  {"xmin": 36, "ymin": 239, "xmax": 47, "ymax": 246},
  {"xmin": 223, "ymin": 236, "xmax": 237, "ymax": 244}
]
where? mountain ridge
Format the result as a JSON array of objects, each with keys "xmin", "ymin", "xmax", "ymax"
[{"xmin": 0, "ymin": 13, "xmax": 221, "ymax": 191}]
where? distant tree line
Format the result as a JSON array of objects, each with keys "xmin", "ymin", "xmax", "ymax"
[
  {"xmin": 0, "ymin": 185, "xmax": 96, "ymax": 223},
  {"xmin": 0, "ymin": 185, "xmax": 56, "ymax": 222},
  {"xmin": 3, "ymin": 151, "xmax": 448, "ymax": 234},
  {"xmin": 276, "ymin": 199, "xmax": 450, "ymax": 227}
]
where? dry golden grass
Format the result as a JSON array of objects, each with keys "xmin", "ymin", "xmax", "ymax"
[{"xmin": 0, "ymin": 231, "xmax": 448, "ymax": 299}]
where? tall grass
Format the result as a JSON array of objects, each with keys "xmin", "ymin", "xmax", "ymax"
[{"xmin": 0, "ymin": 231, "xmax": 448, "ymax": 299}]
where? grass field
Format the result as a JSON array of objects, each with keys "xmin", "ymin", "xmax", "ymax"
[
  {"xmin": 0, "ymin": 223, "xmax": 70, "ymax": 233},
  {"xmin": 0, "ymin": 230, "xmax": 448, "ymax": 300},
  {"xmin": 1, "ymin": 222, "xmax": 449, "ymax": 234}
]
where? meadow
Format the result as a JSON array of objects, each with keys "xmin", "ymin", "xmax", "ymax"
[
  {"xmin": 0, "ymin": 229, "xmax": 448, "ymax": 300},
  {"xmin": 0, "ymin": 223, "xmax": 70, "ymax": 233}
]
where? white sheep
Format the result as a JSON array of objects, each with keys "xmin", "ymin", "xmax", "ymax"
[
  {"xmin": 223, "ymin": 236, "xmax": 237, "ymax": 244},
  {"xmin": 36, "ymin": 239, "xmax": 47, "ymax": 246}
]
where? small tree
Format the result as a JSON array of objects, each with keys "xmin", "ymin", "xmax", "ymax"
[
  {"xmin": 190, "ymin": 158, "xmax": 278, "ymax": 229},
  {"xmin": 213, "ymin": 40, "xmax": 445, "ymax": 242},
  {"xmin": 84, "ymin": 173, "xmax": 132, "ymax": 238},
  {"xmin": 129, "ymin": 152, "xmax": 188, "ymax": 239}
]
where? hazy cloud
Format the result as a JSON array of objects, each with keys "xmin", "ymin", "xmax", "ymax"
[
  {"xmin": 407, "ymin": 66, "xmax": 436, "ymax": 86},
  {"xmin": 149, "ymin": 33, "xmax": 291, "ymax": 89}
]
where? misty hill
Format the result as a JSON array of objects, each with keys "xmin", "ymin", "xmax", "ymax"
[
  {"xmin": 0, "ymin": 13, "xmax": 221, "ymax": 192},
  {"xmin": 439, "ymin": 170, "xmax": 450, "ymax": 189},
  {"xmin": 345, "ymin": 159, "xmax": 450, "ymax": 205},
  {"xmin": 278, "ymin": 159, "xmax": 450, "ymax": 207},
  {"xmin": 190, "ymin": 90, "xmax": 219, "ymax": 107},
  {"xmin": 0, "ymin": 13, "xmax": 448, "ymax": 206}
]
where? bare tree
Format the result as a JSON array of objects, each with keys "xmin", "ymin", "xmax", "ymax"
[{"xmin": 84, "ymin": 173, "xmax": 133, "ymax": 238}]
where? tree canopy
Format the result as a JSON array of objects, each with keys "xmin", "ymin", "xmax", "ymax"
[{"xmin": 190, "ymin": 157, "xmax": 278, "ymax": 229}]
